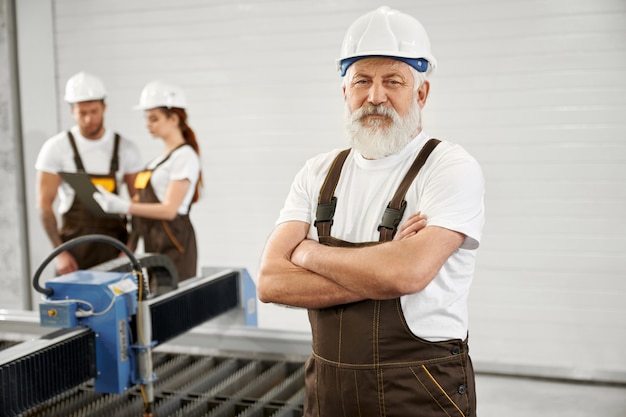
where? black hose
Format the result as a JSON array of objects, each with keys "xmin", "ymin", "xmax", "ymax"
[{"xmin": 32, "ymin": 234, "xmax": 142, "ymax": 297}]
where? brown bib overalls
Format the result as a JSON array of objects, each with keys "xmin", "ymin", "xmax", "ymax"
[
  {"xmin": 132, "ymin": 144, "xmax": 198, "ymax": 281},
  {"xmin": 304, "ymin": 139, "xmax": 476, "ymax": 417},
  {"xmin": 59, "ymin": 131, "xmax": 128, "ymax": 270}
]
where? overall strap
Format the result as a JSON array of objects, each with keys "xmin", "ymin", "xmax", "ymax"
[
  {"xmin": 149, "ymin": 143, "xmax": 188, "ymax": 171},
  {"xmin": 141, "ymin": 143, "xmax": 195, "ymax": 212},
  {"xmin": 378, "ymin": 138, "xmax": 441, "ymax": 242},
  {"xmin": 109, "ymin": 133, "xmax": 121, "ymax": 174},
  {"xmin": 67, "ymin": 131, "xmax": 85, "ymax": 172},
  {"xmin": 314, "ymin": 149, "xmax": 351, "ymax": 238},
  {"xmin": 68, "ymin": 131, "xmax": 121, "ymax": 175}
]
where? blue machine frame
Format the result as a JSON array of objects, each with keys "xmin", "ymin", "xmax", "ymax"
[{"xmin": 39, "ymin": 270, "xmax": 138, "ymax": 393}]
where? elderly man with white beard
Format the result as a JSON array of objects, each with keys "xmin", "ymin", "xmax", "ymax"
[{"xmin": 258, "ymin": 6, "xmax": 485, "ymax": 417}]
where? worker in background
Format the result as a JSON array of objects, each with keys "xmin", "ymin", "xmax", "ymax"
[
  {"xmin": 94, "ymin": 81, "xmax": 202, "ymax": 282},
  {"xmin": 257, "ymin": 6, "xmax": 485, "ymax": 417},
  {"xmin": 36, "ymin": 71, "xmax": 143, "ymax": 274}
]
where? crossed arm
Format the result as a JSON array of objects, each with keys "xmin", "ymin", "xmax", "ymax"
[{"xmin": 257, "ymin": 213, "xmax": 465, "ymax": 309}]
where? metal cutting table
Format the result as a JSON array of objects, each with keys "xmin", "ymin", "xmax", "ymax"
[{"xmin": 0, "ymin": 256, "xmax": 312, "ymax": 417}]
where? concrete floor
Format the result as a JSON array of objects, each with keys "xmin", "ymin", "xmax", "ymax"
[{"xmin": 476, "ymin": 374, "xmax": 626, "ymax": 417}]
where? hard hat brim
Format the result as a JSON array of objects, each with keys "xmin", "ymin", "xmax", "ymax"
[{"xmin": 338, "ymin": 55, "xmax": 434, "ymax": 76}]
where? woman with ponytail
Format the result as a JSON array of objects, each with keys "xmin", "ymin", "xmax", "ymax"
[{"xmin": 94, "ymin": 81, "xmax": 201, "ymax": 282}]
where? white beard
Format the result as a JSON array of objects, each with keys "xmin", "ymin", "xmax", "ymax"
[{"xmin": 344, "ymin": 98, "xmax": 421, "ymax": 159}]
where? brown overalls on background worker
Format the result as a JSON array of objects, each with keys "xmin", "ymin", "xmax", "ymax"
[
  {"xmin": 258, "ymin": 6, "xmax": 485, "ymax": 417},
  {"xmin": 35, "ymin": 71, "xmax": 143, "ymax": 274},
  {"xmin": 94, "ymin": 81, "xmax": 201, "ymax": 282}
]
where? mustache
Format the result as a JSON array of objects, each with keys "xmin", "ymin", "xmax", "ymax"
[{"xmin": 352, "ymin": 104, "xmax": 398, "ymax": 121}]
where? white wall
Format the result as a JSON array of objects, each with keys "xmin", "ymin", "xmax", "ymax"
[
  {"xmin": 14, "ymin": 0, "xmax": 59, "ymax": 309},
  {"xmin": 16, "ymin": 0, "xmax": 626, "ymax": 382},
  {"xmin": 0, "ymin": 0, "xmax": 29, "ymax": 310}
]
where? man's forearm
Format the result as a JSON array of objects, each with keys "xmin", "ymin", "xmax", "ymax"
[
  {"xmin": 258, "ymin": 257, "xmax": 364, "ymax": 309},
  {"xmin": 292, "ymin": 240, "xmax": 407, "ymax": 299},
  {"xmin": 258, "ymin": 221, "xmax": 368, "ymax": 309},
  {"xmin": 291, "ymin": 226, "xmax": 464, "ymax": 300},
  {"xmin": 40, "ymin": 209, "xmax": 63, "ymax": 248}
]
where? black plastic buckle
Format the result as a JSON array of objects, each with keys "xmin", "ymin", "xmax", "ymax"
[
  {"xmin": 377, "ymin": 200, "xmax": 407, "ymax": 233},
  {"xmin": 314, "ymin": 197, "xmax": 337, "ymax": 227}
]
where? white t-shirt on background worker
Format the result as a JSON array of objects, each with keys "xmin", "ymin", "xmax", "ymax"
[
  {"xmin": 35, "ymin": 125, "xmax": 143, "ymax": 213},
  {"xmin": 145, "ymin": 145, "xmax": 200, "ymax": 215}
]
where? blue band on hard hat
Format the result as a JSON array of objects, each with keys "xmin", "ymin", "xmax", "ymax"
[{"xmin": 339, "ymin": 56, "xmax": 430, "ymax": 76}]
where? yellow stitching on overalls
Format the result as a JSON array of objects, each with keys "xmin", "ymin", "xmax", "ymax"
[
  {"xmin": 315, "ymin": 359, "xmax": 321, "ymax": 416},
  {"xmin": 162, "ymin": 221, "xmax": 185, "ymax": 253},
  {"xmin": 311, "ymin": 351, "xmax": 457, "ymax": 368},
  {"xmin": 374, "ymin": 301, "xmax": 386, "ymax": 417},
  {"xmin": 420, "ymin": 365, "xmax": 465, "ymax": 417},
  {"xmin": 411, "ymin": 367, "xmax": 454, "ymax": 417},
  {"xmin": 340, "ymin": 370, "xmax": 347, "ymax": 417},
  {"xmin": 371, "ymin": 301, "xmax": 378, "ymax": 366},
  {"xmin": 338, "ymin": 308, "xmax": 343, "ymax": 364},
  {"xmin": 354, "ymin": 370, "xmax": 362, "ymax": 417},
  {"xmin": 313, "ymin": 311, "xmax": 318, "ymax": 353}
]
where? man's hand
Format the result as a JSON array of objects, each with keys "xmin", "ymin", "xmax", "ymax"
[
  {"xmin": 292, "ymin": 212, "xmax": 427, "ymax": 270},
  {"xmin": 93, "ymin": 185, "xmax": 130, "ymax": 214},
  {"xmin": 291, "ymin": 238, "xmax": 318, "ymax": 268},
  {"xmin": 55, "ymin": 251, "xmax": 78, "ymax": 275},
  {"xmin": 394, "ymin": 212, "xmax": 427, "ymax": 241},
  {"xmin": 287, "ymin": 212, "xmax": 458, "ymax": 300}
]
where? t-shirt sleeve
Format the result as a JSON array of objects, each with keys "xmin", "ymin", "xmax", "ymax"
[
  {"xmin": 418, "ymin": 146, "xmax": 485, "ymax": 250},
  {"xmin": 169, "ymin": 148, "xmax": 200, "ymax": 183},
  {"xmin": 276, "ymin": 160, "xmax": 316, "ymax": 226},
  {"xmin": 34, "ymin": 138, "xmax": 62, "ymax": 174}
]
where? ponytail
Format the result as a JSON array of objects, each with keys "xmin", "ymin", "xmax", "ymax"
[{"xmin": 164, "ymin": 107, "xmax": 203, "ymax": 203}]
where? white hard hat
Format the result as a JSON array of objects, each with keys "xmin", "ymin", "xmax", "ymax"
[
  {"xmin": 134, "ymin": 80, "xmax": 187, "ymax": 110},
  {"xmin": 338, "ymin": 6, "xmax": 437, "ymax": 76},
  {"xmin": 64, "ymin": 72, "xmax": 107, "ymax": 103}
]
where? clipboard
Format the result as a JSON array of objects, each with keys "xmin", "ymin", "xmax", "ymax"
[{"xmin": 59, "ymin": 172, "xmax": 124, "ymax": 219}]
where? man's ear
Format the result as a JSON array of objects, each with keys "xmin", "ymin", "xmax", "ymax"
[{"xmin": 417, "ymin": 80, "xmax": 430, "ymax": 109}]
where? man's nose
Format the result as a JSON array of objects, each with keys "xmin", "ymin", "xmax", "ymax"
[{"xmin": 367, "ymin": 83, "xmax": 387, "ymax": 105}]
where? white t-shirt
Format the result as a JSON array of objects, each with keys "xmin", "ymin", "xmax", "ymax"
[
  {"xmin": 35, "ymin": 126, "xmax": 143, "ymax": 214},
  {"xmin": 277, "ymin": 131, "xmax": 485, "ymax": 341},
  {"xmin": 145, "ymin": 145, "xmax": 200, "ymax": 215}
]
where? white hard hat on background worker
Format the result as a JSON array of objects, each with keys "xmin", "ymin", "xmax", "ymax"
[
  {"xmin": 64, "ymin": 71, "xmax": 107, "ymax": 103},
  {"xmin": 337, "ymin": 5, "xmax": 437, "ymax": 76},
  {"xmin": 134, "ymin": 81, "xmax": 188, "ymax": 110}
]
